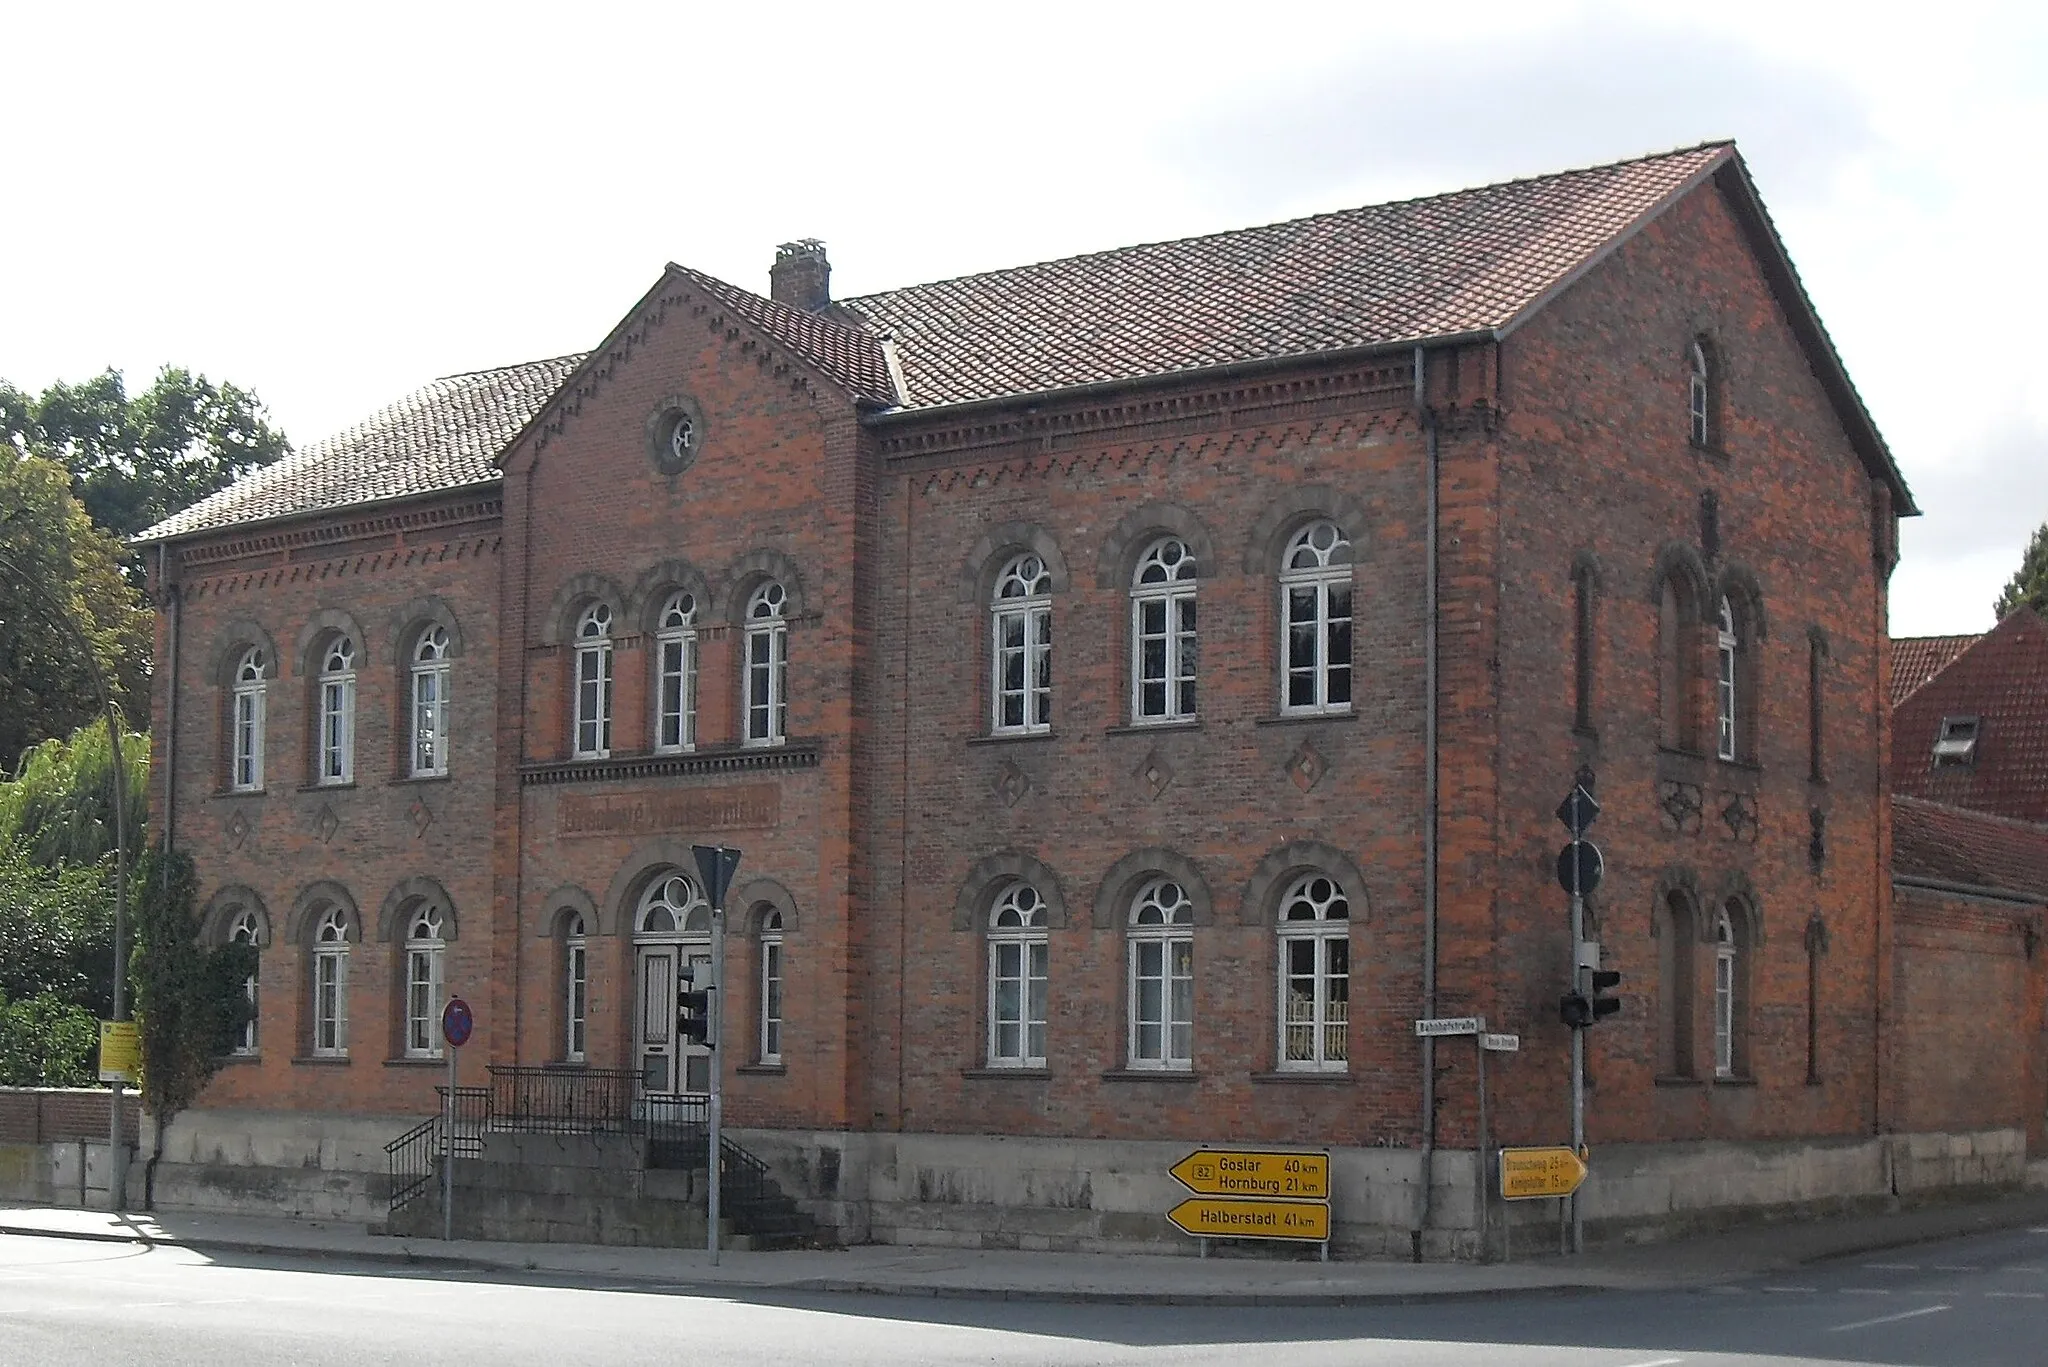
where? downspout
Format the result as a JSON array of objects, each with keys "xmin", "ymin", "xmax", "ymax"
[
  {"xmin": 160, "ymin": 542, "xmax": 178, "ymax": 854},
  {"xmin": 511, "ymin": 463, "xmax": 537, "ymax": 1063},
  {"xmin": 1413, "ymin": 346, "xmax": 1442, "ymax": 1259}
]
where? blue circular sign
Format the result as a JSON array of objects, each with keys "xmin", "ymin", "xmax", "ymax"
[{"xmin": 441, "ymin": 996, "xmax": 474, "ymax": 1048}]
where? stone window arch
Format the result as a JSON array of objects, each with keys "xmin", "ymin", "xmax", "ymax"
[
  {"xmin": 990, "ymin": 552, "xmax": 1053, "ymax": 735},
  {"xmin": 741, "ymin": 581, "xmax": 789, "ymax": 746},
  {"xmin": 986, "ymin": 881, "xmax": 1050, "ymax": 1068},
  {"xmin": 1126, "ymin": 877, "xmax": 1194, "ymax": 1070},
  {"xmin": 228, "ymin": 643, "xmax": 270, "ymax": 792},
  {"xmin": 1276, "ymin": 874, "xmax": 1350, "ymax": 1072},
  {"xmin": 572, "ymin": 600, "xmax": 615, "ymax": 759},
  {"xmin": 1279, "ymin": 520, "xmax": 1354, "ymax": 716}
]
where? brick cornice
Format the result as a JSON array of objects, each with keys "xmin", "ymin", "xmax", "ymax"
[
  {"xmin": 519, "ymin": 742, "xmax": 822, "ymax": 787},
  {"xmin": 175, "ymin": 496, "xmax": 503, "ymax": 572}
]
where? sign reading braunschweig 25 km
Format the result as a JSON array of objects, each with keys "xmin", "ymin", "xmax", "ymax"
[
  {"xmin": 1170, "ymin": 1148, "xmax": 1330, "ymax": 1199},
  {"xmin": 1167, "ymin": 1197, "xmax": 1331, "ymax": 1242},
  {"xmin": 1499, "ymin": 1146, "xmax": 1589, "ymax": 1200}
]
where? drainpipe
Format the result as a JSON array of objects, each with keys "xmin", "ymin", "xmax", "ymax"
[
  {"xmin": 160, "ymin": 542, "xmax": 179, "ymax": 854},
  {"xmin": 1413, "ymin": 346, "xmax": 1442, "ymax": 1260}
]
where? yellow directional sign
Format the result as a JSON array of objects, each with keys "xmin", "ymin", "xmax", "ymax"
[
  {"xmin": 1167, "ymin": 1197, "xmax": 1330, "ymax": 1242},
  {"xmin": 98, "ymin": 1020, "xmax": 140, "ymax": 1084},
  {"xmin": 1499, "ymin": 1146, "xmax": 1588, "ymax": 1200},
  {"xmin": 1170, "ymin": 1148, "xmax": 1329, "ymax": 1199}
]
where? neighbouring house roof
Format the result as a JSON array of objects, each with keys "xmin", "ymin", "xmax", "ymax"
[
  {"xmin": 136, "ymin": 356, "xmax": 585, "ymax": 542},
  {"xmin": 1892, "ymin": 633, "xmax": 1982, "ymax": 705},
  {"xmin": 1891, "ymin": 610, "xmax": 2048, "ymax": 824},
  {"xmin": 139, "ymin": 141, "xmax": 1914, "ymax": 543},
  {"xmin": 1893, "ymin": 795, "xmax": 2048, "ymax": 905}
]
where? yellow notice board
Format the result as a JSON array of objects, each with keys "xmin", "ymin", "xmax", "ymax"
[
  {"xmin": 98, "ymin": 1020, "xmax": 140, "ymax": 1084},
  {"xmin": 1167, "ymin": 1197, "xmax": 1330, "ymax": 1242}
]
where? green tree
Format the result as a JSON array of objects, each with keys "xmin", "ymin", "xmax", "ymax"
[
  {"xmin": 0, "ymin": 720, "xmax": 149, "ymax": 871},
  {"xmin": 130, "ymin": 843, "xmax": 254, "ymax": 1208},
  {"xmin": 0, "ymin": 366, "xmax": 288, "ymax": 545},
  {"xmin": 1995, "ymin": 521, "xmax": 2048, "ymax": 621},
  {"xmin": 0, "ymin": 988, "xmax": 98, "ymax": 1087},
  {"xmin": 0, "ymin": 450, "xmax": 153, "ymax": 764},
  {"xmin": 0, "ymin": 842, "xmax": 115, "ymax": 1028}
]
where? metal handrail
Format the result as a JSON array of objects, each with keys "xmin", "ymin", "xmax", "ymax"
[{"xmin": 384, "ymin": 1116, "xmax": 439, "ymax": 1213}]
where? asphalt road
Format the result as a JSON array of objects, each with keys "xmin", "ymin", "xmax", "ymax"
[{"xmin": 2, "ymin": 1226, "xmax": 2045, "ymax": 1366}]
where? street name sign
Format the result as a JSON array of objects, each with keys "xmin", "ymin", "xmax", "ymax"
[
  {"xmin": 1413, "ymin": 1016, "xmax": 1486, "ymax": 1037},
  {"xmin": 1170, "ymin": 1149, "xmax": 1329, "ymax": 1199},
  {"xmin": 1480, "ymin": 1032, "xmax": 1521, "ymax": 1053},
  {"xmin": 1168, "ymin": 1197, "xmax": 1330, "ymax": 1242},
  {"xmin": 1499, "ymin": 1146, "xmax": 1589, "ymax": 1200}
]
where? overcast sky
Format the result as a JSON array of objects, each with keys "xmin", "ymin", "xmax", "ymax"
[{"xmin": 6, "ymin": 0, "xmax": 2042, "ymax": 635}]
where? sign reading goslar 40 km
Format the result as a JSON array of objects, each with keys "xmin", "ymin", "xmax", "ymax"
[{"xmin": 1170, "ymin": 1149, "xmax": 1330, "ymax": 1199}]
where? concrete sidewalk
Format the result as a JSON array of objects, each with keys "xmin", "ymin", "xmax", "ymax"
[{"xmin": 4, "ymin": 1193, "xmax": 2047, "ymax": 1305}]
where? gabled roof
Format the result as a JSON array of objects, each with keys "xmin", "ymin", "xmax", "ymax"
[
  {"xmin": 137, "ymin": 141, "xmax": 1914, "ymax": 542},
  {"xmin": 1893, "ymin": 795, "xmax": 2048, "ymax": 905},
  {"xmin": 1891, "ymin": 610, "xmax": 2048, "ymax": 824},
  {"xmin": 1892, "ymin": 633, "xmax": 1982, "ymax": 705},
  {"xmin": 136, "ymin": 356, "xmax": 584, "ymax": 542},
  {"xmin": 842, "ymin": 143, "xmax": 1732, "ymax": 409}
]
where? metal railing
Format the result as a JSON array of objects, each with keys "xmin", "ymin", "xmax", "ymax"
[
  {"xmin": 385, "ymin": 1116, "xmax": 439, "ymax": 1213},
  {"xmin": 487, "ymin": 1066, "xmax": 639, "ymax": 1133}
]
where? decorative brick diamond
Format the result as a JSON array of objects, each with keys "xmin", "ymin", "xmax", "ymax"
[
  {"xmin": 315, "ymin": 804, "xmax": 340, "ymax": 844},
  {"xmin": 224, "ymin": 809, "xmax": 251, "ymax": 851},
  {"xmin": 409, "ymin": 796, "xmax": 435, "ymax": 838},
  {"xmin": 993, "ymin": 760, "xmax": 1032, "ymax": 808},
  {"xmin": 1720, "ymin": 791, "xmax": 1759, "ymax": 844},
  {"xmin": 1135, "ymin": 750, "xmax": 1174, "ymax": 802},
  {"xmin": 1658, "ymin": 780, "xmax": 1703, "ymax": 835},
  {"xmin": 1288, "ymin": 741, "xmax": 1327, "ymax": 793}
]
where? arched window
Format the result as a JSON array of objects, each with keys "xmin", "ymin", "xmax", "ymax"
[
  {"xmin": 410, "ymin": 627, "xmax": 451, "ymax": 778},
  {"xmin": 1131, "ymin": 539, "xmax": 1197, "ymax": 724},
  {"xmin": 743, "ymin": 582, "xmax": 788, "ymax": 746},
  {"xmin": 1277, "ymin": 874, "xmax": 1349, "ymax": 1071},
  {"xmin": 1127, "ymin": 878, "xmax": 1193, "ymax": 1070},
  {"xmin": 311, "ymin": 906, "xmax": 351, "ymax": 1057},
  {"xmin": 573, "ymin": 603, "xmax": 614, "ymax": 758},
  {"xmin": 990, "ymin": 554, "xmax": 1052, "ymax": 735},
  {"xmin": 1715, "ymin": 596, "xmax": 1739, "ymax": 761},
  {"xmin": 1656, "ymin": 891, "xmax": 1697, "ymax": 1078},
  {"xmin": 1689, "ymin": 340, "xmax": 1714, "ymax": 447},
  {"xmin": 403, "ymin": 902, "xmax": 449, "ymax": 1059},
  {"xmin": 639, "ymin": 873, "xmax": 711, "ymax": 936},
  {"xmin": 228, "ymin": 907, "xmax": 261, "ymax": 1055},
  {"xmin": 758, "ymin": 910, "xmax": 784, "ymax": 1065},
  {"xmin": 563, "ymin": 910, "xmax": 588, "ymax": 1063},
  {"xmin": 1713, "ymin": 905, "xmax": 1743, "ymax": 1078},
  {"xmin": 1280, "ymin": 521, "xmax": 1353, "ymax": 716},
  {"xmin": 987, "ymin": 882, "xmax": 1049, "ymax": 1067},
  {"xmin": 655, "ymin": 590, "xmax": 700, "ymax": 753},
  {"xmin": 1657, "ymin": 573, "xmax": 1702, "ymax": 753},
  {"xmin": 231, "ymin": 646, "xmax": 268, "ymax": 791},
  {"xmin": 316, "ymin": 636, "xmax": 357, "ymax": 784}
]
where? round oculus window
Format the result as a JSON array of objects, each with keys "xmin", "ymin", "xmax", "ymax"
[{"xmin": 645, "ymin": 397, "xmax": 705, "ymax": 476}]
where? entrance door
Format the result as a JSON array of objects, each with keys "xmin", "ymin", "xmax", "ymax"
[{"xmin": 635, "ymin": 943, "xmax": 711, "ymax": 1095}]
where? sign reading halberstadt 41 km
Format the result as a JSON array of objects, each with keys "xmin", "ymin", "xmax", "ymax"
[
  {"xmin": 1170, "ymin": 1148, "xmax": 1330, "ymax": 1199},
  {"xmin": 1167, "ymin": 1197, "xmax": 1330, "ymax": 1242}
]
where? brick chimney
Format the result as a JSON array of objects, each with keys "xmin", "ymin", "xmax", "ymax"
[{"xmin": 769, "ymin": 239, "xmax": 831, "ymax": 312}]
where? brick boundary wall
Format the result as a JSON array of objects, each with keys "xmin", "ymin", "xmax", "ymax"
[{"xmin": 0, "ymin": 1089, "xmax": 138, "ymax": 1145}]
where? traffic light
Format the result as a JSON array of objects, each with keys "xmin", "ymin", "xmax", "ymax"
[
  {"xmin": 1588, "ymin": 969, "xmax": 1621, "ymax": 1024},
  {"xmin": 678, "ymin": 965, "xmax": 713, "ymax": 1047},
  {"xmin": 1558, "ymin": 991, "xmax": 1593, "ymax": 1029}
]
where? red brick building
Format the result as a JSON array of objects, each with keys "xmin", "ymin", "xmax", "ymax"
[{"xmin": 138, "ymin": 142, "xmax": 2004, "ymax": 1253}]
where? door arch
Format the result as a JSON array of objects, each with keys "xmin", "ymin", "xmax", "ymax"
[{"xmin": 632, "ymin": 870, "xmax": 711, "ymax": 1095}]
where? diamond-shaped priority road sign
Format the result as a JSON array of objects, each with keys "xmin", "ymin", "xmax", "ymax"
[{"xmin": 1555, "ymin": 784, "xmax": 1600, "ymax": 839}]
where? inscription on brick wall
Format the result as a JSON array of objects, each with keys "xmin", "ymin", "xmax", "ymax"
[{"xmin": 558, "ymin": 785, "xmax": 780, "ymax": 838}]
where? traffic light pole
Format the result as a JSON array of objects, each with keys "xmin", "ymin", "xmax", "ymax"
[
  {"xmin": 1568, "ymin": 880, "xmax": 1585, "ymax": 1257},
  {"xmin": 707, "ymin": 899, "xmax": 725, "ymax": 1267}
]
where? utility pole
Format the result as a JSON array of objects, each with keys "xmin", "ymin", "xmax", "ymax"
[
  {"xmin": 692, "ymin": 845, "xmax": 742, "ymax": 1266},
  {"xmin": 1554, "ymin": 767, "xmax": 1602, "ymax": 1256}
]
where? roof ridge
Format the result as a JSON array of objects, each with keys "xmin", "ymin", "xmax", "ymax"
[
  {"xmin": 840, "ymin": 140, "xmax": 1736, "ymax": 306},
  {"xmin": 1895, "ymin": 794, "xmax": 2048, "ymax": 836}
]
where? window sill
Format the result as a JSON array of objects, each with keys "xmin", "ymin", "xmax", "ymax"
[
  {"xmin": 1255, "ymin": 711, "xmax": 1355, "ymax": 728},
  {"xmin": 1104, "ymin": 720, "xmax": 1201, "ymax": 737},
  {"xmin": 384, "ymin": 1056, "xmax": 445, "ymax": 1068},
  {"xmin": 215, "ymin": 788, "xmax": 268, "ymax": 799},
  {"xmin": 736, "ymin": 1062, "xmax": 787, "ymax": 1076},
  {"xmin": 222, "ymin": 1052, "xmax": 261, "ymax": 1066},
  {"xmin": 1711, "ymin": 1073, "xmax": 1757, "ymax": 1088},
  {"xmin": 299, "ymin": 781, "xmax": 358, "ymax": 794},
  {"xmin": 392, "ymin": 773, "xmax": 452, "ymax": 786},
  {"xmin": 291, "ymin": 1055, "xmax": 351, "ymax": 1067},
  {"xmin": 967, "ymin": 731, "xmax": 1057, "ymax": 747},
  {"xmin": 1250, "ymin": 1069, "xmax": 1350, "ymax": 1083},
  {"xmin": 1653, "ymin": 1074, "xmax": 1705, "ymax": 1088},
  {"xmin": 1101, "ymin": 1068, "xmax": 1199, "ymax": 1082},
  {"xmin": 543, "ymin": 1060, "xmax": 588, "ymax": 1071},
  {"xmin": 961, "ymin": 1067, "xmax": 1050, "ymax": 1079},
  {"xmin": 1715, "ymin": 756, "xmax": 1762, "ymax": 774}
]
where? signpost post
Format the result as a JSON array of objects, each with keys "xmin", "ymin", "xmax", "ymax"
[
  {"xmin": 439, "ymin": 995, "xmax": 472, "ymax": 1242},
  {"xmin": 692, "ymin": 844, "xmax": 742, "ymax": 1267},
  {"xmin": 1555, "ymin": 769, "xmax": 1600, "ymax": 1255}
]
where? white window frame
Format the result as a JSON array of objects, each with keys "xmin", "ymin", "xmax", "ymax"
[
  {"xmin": 654, "ymin": 590, "xmax": 700, "ymax": 753},
  {"xmin": 410, "ymin": 626, "xmax": 451, "ymax": 778},
  {"xmin": 635, "ymin": 873, "xmax": 713, "ymax": 1094},
  {"xmin": 1689, "ymin": 340, "xmax": 1711, "ymax": 446},
  {"xmin": 759, "ymin": 910, "xmax": 784, "ymax": 1065},
  {"xmin": 1279, "ymin": 522, "xmax": 1353, "ymax": 716},
  {"xmin": 991, "ymin": 554, "xmax": 1052, "ymax": 735},
  {"xmin": 317, "ymin": 635, "xmax": 357, "ymax": 785},
  {"xmin": 403, "ymin": 903, "xmax": 449, "ymax": 1060},
  {"xmin": 1277, "ymin": 875, "xmax": 1350, "ymax": 1073},
  {"xmin": 1716, "ymin": 595, "xmax": 1738, "ymax": 762},
  {"xmin": 1126, "ymin": 878, "xmax": 1193, "ymax": 1071},
  {"xmin": 311, "ymin": 906, "xmax": 350, "ymax": 1058},
  {"xmin": 986, "ymin": 883, "xmax": 1049, "ymax": 1068},
  {"xmin": 1713, "ymin": 908, "xmax": 1737, "ymax": 1078},
  {"xmin": 564, "ymin": 912, "xmax": 588, "ymax": 1063},
  {"xmin": 230, "ymin": 646, "xmax": 268, "ymax": 791},
  {"xmin": 228, "ymin": 907, "xmax": 261, "ymax": 1055},
  {"xmin": 573, "ymin": 602, "xmax": 614, "ymax": 759},
  {"xmin": 743, "ymin": 582, "xmax": 788, "ymax": 747},
  {"xmin": 1130, "ymin": 538, "xmax": 1197, "ymax": 724}
]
